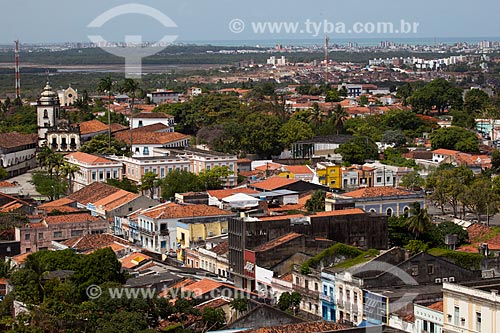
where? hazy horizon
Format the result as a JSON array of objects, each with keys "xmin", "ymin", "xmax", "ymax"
[{"xmin": 1, "ymin": 0, "xmax": 499, "ymax": 45}]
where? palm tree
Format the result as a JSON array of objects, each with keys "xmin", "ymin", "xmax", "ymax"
[
  {"xmin": 405, "ymin": 202, "xmax": 432, "ymax": 239},
  {"xmin": 308, "ymin": 102, "xmax": 324, "ymax": 127},
  {"xmin": 37, "ymin": 145, "xmax": 54, "ymax": 169},
  {"xmin": 97, "ymin": 76, "xmax": 115, "ymax": 149},
  {"xmin": 119, "ymin": 79, "xmax": 140, "ymax": 155},
  {"xmin": 332, "ymin": 104, "xmax": 349, "ymax": 135},
  {"xmin": 60, "ymin": 162, "xmax": 81, "ymax": 194}
]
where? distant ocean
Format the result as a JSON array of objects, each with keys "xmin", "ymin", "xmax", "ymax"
[{"xmin": 179, "ymin": 37, "xmax": 500, "ymax": 47}]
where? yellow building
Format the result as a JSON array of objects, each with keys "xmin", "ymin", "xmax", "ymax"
[
  {"xmin": 176, "ymin": 220, "xmax": 228, "ymax": 249},
  {"xmin": 317, "ymin": 163, "xmax": 342, "ymax": 189}
]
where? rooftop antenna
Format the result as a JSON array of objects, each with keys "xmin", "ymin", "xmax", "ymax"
[
  {"xmin": 14, "ymin": 40, "xmax": 20, "ymax": 99},
  {"xmin": 325, "ymin": 35, "xmax": 330, "ymax": 84}
]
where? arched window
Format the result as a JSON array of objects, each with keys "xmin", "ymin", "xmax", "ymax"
[
  {"xmin": 43, "ymin": 109, "xmax": 48, "ymax": 118},
  {"xmin": 403, "ymin": 206, "xmax": 410, "ymax": 218},
  {"xmin": 369, "ymin": 209, "xmax": 377, "ymax": 214},
  {"xmin": 386, "ymin": 208, "xmax": 393, "ymax": 217}
]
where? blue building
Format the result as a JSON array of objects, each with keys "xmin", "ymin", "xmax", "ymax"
[
  {"xmin": 320, "ymin": 269, "xmax": 337, "ymax": 322},
  {"xmin": 325, "ymin": 186, "xmax": 425, "ymax": 217}
]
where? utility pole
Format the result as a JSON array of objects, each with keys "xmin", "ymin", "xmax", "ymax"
[{"xmin": 14, "ymin": 40, "xmax": 20, "ymax": 100}]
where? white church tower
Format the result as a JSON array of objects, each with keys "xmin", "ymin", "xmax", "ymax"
[{"xmin": 37, "ymin": 82, "xmax": 60, "ymax": 147}]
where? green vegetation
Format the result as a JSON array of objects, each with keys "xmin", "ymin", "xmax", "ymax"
[
  {"xmin": 427, "ymin": 248, "xmax": 483, "ymax": 270},
  {"xmin": 278, "ymin": 291, "xmax": 301, "ymax": 314},
  {"xmin": 334, "ymin": 249, "xmax": 380, "ymax": 269},
  {"xmin": 335, "ymin": 136, "xmax": 379, "ymax": 164},
  {"xmin": 106, "ymin": 177, "xmax": 139, "ymax": 193},
  {"xmin": 80, "ymin": 134, "xmax": 131, "ymax": 157},
  {"xmin": 305, "ymin": 190, "xmax": 326, "ymax": 212},
  {"xmin": 429, "ymin": 126, "xmax": 480, "ymax": 152},
  {"xmin": 300, "ymin": 243, "xmax": 364, "ymax": 271}
]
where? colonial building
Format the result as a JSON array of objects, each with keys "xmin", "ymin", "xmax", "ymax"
[
  {"xmin": 0, "ymin": 132, "xmax": 37, "ymax": 177},
  {"xmin": 325, "ymin": 186, "xmax": 425, "ymax": 217},
  {"xmin": 15, "ymin": 213, "xmax": 108, "ymax": 253},
  {"xmin": 57, "ymin": 85, "xmax": 78, "ymax": 106},
  {"xmin": 37, "ymin": 82, "xmax": 80, "ymax": 151},
  {"xmin": 130, "ymin": 112, "xmax": 174, "ymax": 130},
  {"xmin": 442, "ymin": 278, "xmax": 500, "ymax": 333}
]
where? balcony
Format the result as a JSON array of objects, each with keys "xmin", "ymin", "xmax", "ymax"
[
  {"xmin": 159, "ymin": 229, "xmax": 169, "ymax": 236},
  {"xmin": 137, "ymin": 227, "xmax": 155, "ymax": 236},
  {"xmin": 320, "ymin": 293, "xmax": 334, "ymax": 303},
  {"xmin": 293, "ymin": 285, "xmax": 319, "ymax": 299}
]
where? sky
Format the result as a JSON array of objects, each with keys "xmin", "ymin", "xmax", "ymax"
[{"xmin": 2, "ymin": 0, "xmax": 500, "ymax": 44}]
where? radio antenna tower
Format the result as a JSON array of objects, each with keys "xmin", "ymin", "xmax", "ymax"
[
  {"xmin": 14, "ymin": 40, "xmax": 20, "ymax": 99},
  {"xmin": 324, "ymin": 35, "xmax": 329, "ymax": 84}
]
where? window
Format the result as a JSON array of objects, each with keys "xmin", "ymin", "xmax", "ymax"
[
  {"xmin": 305, "ymin": 279, "xmax": 309, "ymax": 289},
  {"xmin": 315, "ymin": 282, "xmax": 319, "ymax": 291},
  {"xmin": 71, "ymin": 230, "xmax": 83, "ymax": 237},
  {"xmin": 411, "ymin": 265, "xmax": 419, "ymax": 276},
  {"xmin": 353, "ymin": 292, "xmax": 358, "ymax": 304},
  {"xmin": 454, "ymin": 306, "xmax": 459, "ymax": 326},
  {"xmin": 427, "ymin": 264, "xmax": 435, "ymax": 274},
  {"xmin": 295, "ymin": 277, "xmax": 300, "ymax": 285},
  {"xmin": 138, "ymin": 120, "xmax": 143, "ymax": 127},
  {"xmin": 38, "ymin": 233, "xmax": 44, "ymax": 240},
  {"xmin": 113, "ymin": 170, "xmax": 118, "ymax": 178},
  {"xmin": 43, "ymin": 109, "xmax": 49, "ymax": 118},
  {"xmin": 386, "ymin": 208, "xmax": 393, "ymax": 216},
  {"xmin": 143, "ymin": 147, "xmax": 149, "ymax": 155},
  {"xmin": 476, "ymin": 312, "xmax": 481, "ymax": 332},
  {"xmin": 53, "ymin": 231, "xmax": 63, "ymax": 238},
  {"xmin": 99, "ymin": 171, "xmax": 104, "ymax": 180},
  {"xmin": 323, "ymin": 285, "xmax": 328, "ymax": 295},
  {"xmin": 26, "ymin": 248, "xmax": 31, "ymax": 253},
  {"xmin": 106, "ymin": 171, "xmax": 111, "ymax": 179},
  {"xmin": 376, "ymin": 177, "xmax": 382, "ymax": 183},
  {"xmin": 24, "ymin": 233, "xmax": 30, "ymax": 241},
  {"xmin": 92, "ymin": 171, "xmax": 96, "ymax": 181},
  {"xmin": 160, "ymin": 168, "xmax": 165, "ymax": 178}
]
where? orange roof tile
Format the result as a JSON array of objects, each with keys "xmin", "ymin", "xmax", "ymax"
[
  {"xmin": 254, "ymin": 163, "xmax": 283, "ymax": 172},
  {"xmin": 62, "ymin": 233, "xmax": 131, "ymax": 252},
  {"xmin": 43, "ymin": 213, "xmax": 102, "ymax": 224},
  {"xmin": 114, "ymin": 131, "xmax": 189, "ymax": 145},
  {"xmin": 252, "ymin": 233, "xmax": 303, "ymax": 252},
  {"xmin": 312, "ymin": 208, "xmax": 366, "ymax": 217},
  {"xmin": 182, "ymin": 278, "xmax": 223, "ymax": 297},
  {"xmin": 211, "ymin": 241, "xmax": 229, "ymax": 255},
  {"xmin": 243, "ymin": 321, "xmax": 348, "ymax": 333},
  {"xmin": 120, "ymin": 252, "xmax": 152, "ymax": 269},
  {"xmin": 427, "ymin": 301, "xmax": 443, "ymax": 312},
  {"xmin": 140, "ymin": 203, "xmax": 231, "ymax": 220},
  {"xmin": 344, "ymin": 186, "xmax": 415, "ymax": 199},
  {"xmin": 432, "ymin": 148, "xmax": 459, "ymax": 156},
  {"xmin": 68, "ymin": 182, "xmax": 122, "ymax": 205},
  {"xmin": 283, "ymin": 165, "xmax": 313, "ymax": 175},
  {"xmin": 195, "ymin": 297, "xmax": 231, "ymax": 311},
  {"xmin": 0, "ymin": 132, "xmax": 37, "ymax": 149},
  {"xmin": 207, "ymin": 188, "xmax": 258, "ymax": 200},
  {"xmin": 135, "ymin": 112, "xmax": 173, "ymax": 119},
  {"xmin": 93, "ymin": 190, "xmax": 138, "ymax": 211},
  {"xmin": 250, "ymin": 177, "xmax": 297, "ymax": 191},
  {"xmin": 79, "ymin": 120, "xmax": 109, "ymax": 135},
  {"xmin": 65, "ymin": 152, "xmax": 115, "ymax": 165},
  {"xmin": 0, "ymin": 181, "xmax": 16, "ymax": 188},
  {"xmin": 39, "ymin": 197, "xmax": 76, "ymax": 208}
]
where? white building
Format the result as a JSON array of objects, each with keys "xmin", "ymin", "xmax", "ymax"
[
  {"xmin": 443, "ymin": 280, "xmax": 500, "ymax": 333},
  {"xmin": 57, "ymin": 85, "xmax": 78, "ymax": 106},
  {"xmin": 64, "ymin": 152, "xmax": 123, "ymax": 192},
  {"xmin": 130, "ymin": 112, "xmax": 175, "ymax": 130},
  {"xmin": 0, "ymin": 132, "xmax": 38, "ymax": 177},
  {"xmin": 413, "ymin": 302, "xmax": 443, "ymax": 333},
  {"xmin": 146, "ymin": 90, "xmax": 179, "ymax": 104}
]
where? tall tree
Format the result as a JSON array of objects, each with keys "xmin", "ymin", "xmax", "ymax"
[
  {"xmin": 405, "ymin": 202, "xmax": 432, "ymax": 239},
  {"xmin": 97, "ymin": 76, "xmax": 115, "ymax": 150},
  {"xmin": 119, "ymin": 79, "xmax": 140, "ymax": 155},
  {"xmin": 140, "ymin": 171, "xmax": 159, "ymax": 199},
  {"xmin": 60, "ymin": 162, "xmax": 81, "ymax": 194},
  {"xmin": 332, "ymin": 104, "xmax": 349, "ymax": 135}
]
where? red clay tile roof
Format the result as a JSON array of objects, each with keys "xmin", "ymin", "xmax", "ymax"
[
  {"xmin": 432, "ymin": 148, "xmax": 459, "ymax": 156},
  {"xmin": 40, "ymin": 206, "xmax": 82, "ymax": 214},
  {"xmin": 312, "ymin": 208, "xmax": 366, "ymax": 217},
  {"xmin": 279, "ymin": 272, "xmax": 293, "ymax": 282},
  {"xmin": 140, "ymin": 203, "xmax": 232, "ymax": 219},
  {"xmin": 269, "ymin": 193, "xmax": 311, "ymax": 212},
  {"xmin": 207, "ymin": 188, "xmax": 259, "ymax": 200},
  {"xmin": 93, "ymin": 190, "xmax": 139, "ymax": 211},
  {"xmin": 0, "ymin": 181, "xmax": 16, "ymax": 188},
  {"xmin": 79, "ymin": 120, "xmax": 108, "ymax": 135},
  {"xmin": 120, "ymin": 252, "xmax": 152, "ymax": 268},
  {"xmin": 195, "ymin": 297, "xmax": 230, "ymax": 311},
  {"xmin": 252, "ymin": 233, "xmax": 303, "ymax": 252},
  {"xmin": 428, "ymin": 301, "xmax": 443, "ymax": 312},
  {"xmin": 39, "ymin": 197, "xmax": 76, "ymax": 208},
  {"xmin": 65, "ymin": 152, "xmax": 115, "ymax": 165},
  {"xmin": 132, "ymin": 123, "xmax": 171, "ymax": 133},
  {"xmin": 344, "ymin": 186, "xmax": 415, "ymax": 198},
  {"xmin": 43, "ymin": 213, "xmax": 102, "ymax": 224},
  {"xmin": 110, "ymin": 123, "xmax": 128, "ymax": 133},
  {"xmin": 283, "ymin": 165, "xmax": 313, "ymax": 175},
  {"xmin": 182, "ymin": 278, "xmax": 223, "ymax": 297},
  {"xmin": 458, "ymin": 223, "xmax": 500, "ymax": 253},
  {"xmin": 250, "ymin": 177, "xmax": 298, "ymax": 191},
  {"xmin": 211, "ymin": 241, "xmax": 229, "ymax": 255},
  {"xmin": 0, "ymin": 132, "xmax": 37, "ymax": 149},
  {"xmin": 135, "ymin": 112, "xmax": 173, "ymax": 119},
  {"xmin": 254, "ymin": 163, "xmax": 283, "ymax": 172},
  {"xmin": 258, "ymin": 214, "xmax": 306, "ymax": 222},
  {"xmin": 242, "ymin": 321, "xmax": 348, "ymax": 333},
  {"xmin": 113, "ymin": 131, "xmax": 189, "ymax": 145},
  {"xmin": 68, "ymin": 182, "xmax": 121, "ymax": 205},
  {"xmin": 62, "ymin": 233, "xmax": 131, "ymax": 252}
]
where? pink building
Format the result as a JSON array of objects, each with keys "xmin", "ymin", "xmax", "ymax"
[{"xmin": 15, "ymin": 213, "xmax": 109, "ymax": 253}]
